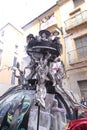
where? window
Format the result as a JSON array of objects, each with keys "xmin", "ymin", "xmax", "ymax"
[
  {"xmin": 41, "ymin": 13, "xmax": 54, "ymax": 23},
  {"xmin": 71, "ymin": 10, "xmax": 82, "ymax": 27},
  {"xmin": 73, "ymin": 0, "xmax": 85, "ymax": 7},
  {"xmin": 14, "ymin": 45, "xmax": 18, "ymax": 54},
  {"xmin": 78, "ymin": 80, "xmax": 87, "ymax": 97},
  {"xmin": 15, "ymin": 45, "xmax": 18, "ymax": 49},
  {"xmin": 75, "ymin": 35, "xmax": 87, "ymax": 58},
  {"xmin": 40, "ymin": 13, "xmax": 57, "ymax": 29}
]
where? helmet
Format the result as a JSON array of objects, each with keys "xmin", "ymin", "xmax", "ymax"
[{"xmin": 39, "ymin": 30, "xmax": 51, "ymax": 38}]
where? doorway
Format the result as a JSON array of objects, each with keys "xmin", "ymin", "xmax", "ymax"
[{"xmin": 78, "ymin": 80, "xmax": 87, "ymax": 98}]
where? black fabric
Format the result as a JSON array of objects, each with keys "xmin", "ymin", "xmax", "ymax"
[
  {"xmin": 55, "ymin": 92, "xmax": 71, "ymax": 120},
  {"xmin": 45, "ymin": 81, "xmax": 55, "ymax": 94},
  {"xmin": 26, "ymin": 40, "xmax": 62, "ymax": 58},
  {"xmin": 39, "ymin": 30, "xmax": 51, "ymax": 37},
  {"xmin": 27, "ymin": 39, "xmax": 37, "ymax": 48}
]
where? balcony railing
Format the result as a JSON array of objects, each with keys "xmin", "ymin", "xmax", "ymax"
[
  {"xmin": 65, "ymin": 10, "xmax": 87, "ymax": 31},
  {"xmin": 67, "ymin": 46, "xmax": 87, "ymax": 64}
]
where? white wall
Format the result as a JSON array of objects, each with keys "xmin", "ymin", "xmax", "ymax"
[{"xmin": 0, "ymin": 83, "xmax": 12, "ymax": 96}]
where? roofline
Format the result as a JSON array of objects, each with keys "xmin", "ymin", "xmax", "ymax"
[
  {"xmin": 56, "ymin": 0, "xmax": 70, "ymax": 5},
  {"xmin": 0, "ymin": 23, "xmax": 23, "ymax": 35},
  {"xmin": 22, "ymin": 0, "xmax": 70, "ymax": 30},
  {"xmin": 22, "ymin": 3, "xmax": 57, "ymax": 29}
]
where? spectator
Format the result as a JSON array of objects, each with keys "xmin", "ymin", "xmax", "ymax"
[
  {"xmin": 78, "ymin": 96, "xmax": 87, "ymax": 118},
  {"xmin": 80, "ymin": 96, "xmax": 86, "ymax": 106}
]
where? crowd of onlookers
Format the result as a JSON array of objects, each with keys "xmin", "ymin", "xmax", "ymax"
[
  {"xmin": 79, "ymin": 96, "xmax": 87, "ymax": 118},
  {"xmin": 69, "ymin": 96, "xmax": 87, "ymax": 120}
]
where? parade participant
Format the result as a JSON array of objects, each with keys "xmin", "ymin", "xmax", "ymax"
[
  {"xmin": 39, "ymin": 29, "xmax": 51, "ymax": 41},
  {"xmin": 26, "ymin": 34, "xmax": 34, "ymax": 43},
  {"xmin": 50, "ymin": 99, "xmax": 66, "ymax": 130},
  {"xmin": 26, "ymin": 33, "xmax": 36, "ymax": 49},
  {"xmin": 52, "ymin": 30, "xmax": 62, "ymax": 56},
  {"xmin": 52, "ymin": 30, "xmax": 60, "ymax": 42}
]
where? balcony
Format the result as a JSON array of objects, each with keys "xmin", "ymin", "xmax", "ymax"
[
  {"xmin": 67, "ymin": 46, "xmax": 87, "ymax": 65},
  {"xmin": 65, "ymin": 10, "xmax": 87, "ymax": 33}
]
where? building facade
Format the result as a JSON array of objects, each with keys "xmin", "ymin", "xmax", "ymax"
[
  {"xmin": 22, "ymin": 0, "xmax": 87, "ymax": 101},
  {"xmin": 22, "ymin": 3, "xmax": 65, "ymax": 68},
  {"xmin": 0, "ymin": 23, "xmax": 23, "ymax": 85},
  {"xmin": 58, "ymin": 0, "xmax": 87, "ymax": 101}
]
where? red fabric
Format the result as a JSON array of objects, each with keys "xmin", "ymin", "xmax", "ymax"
[
  {"xmin": 67, "ymin": 118, "xmax": 87, "ymax": 130},
  {"xmin": 72, "ymin": 121, "xmax": 87, "ymax": 130}
]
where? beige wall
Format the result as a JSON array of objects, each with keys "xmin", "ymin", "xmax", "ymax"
[
  {"xmin": 23, "ymin": 21, "xmax": 40, "ymax": 38},
  {"xmin": 0, "ymin": 24, "xmax": 23, "ymax": 84},
  {"xmin": 59, "ymin": 0, "xmax": 87, "ymax": 100}
]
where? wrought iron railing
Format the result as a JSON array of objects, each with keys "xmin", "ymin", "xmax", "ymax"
[
  {"xmin": 67, "ymin": 46, "xmax": 87, "ymax": 64},
  {"xmin": 65, "ymin": 10, "xmax": 87, "ymax": 30}
]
